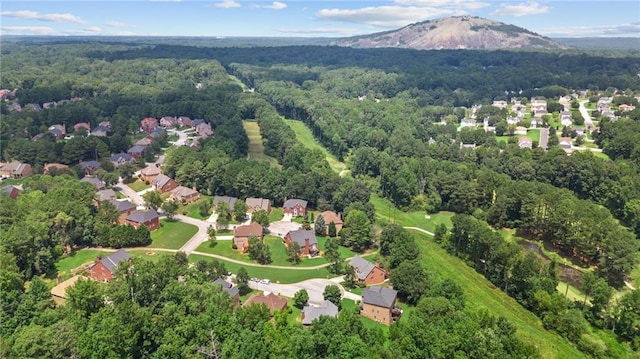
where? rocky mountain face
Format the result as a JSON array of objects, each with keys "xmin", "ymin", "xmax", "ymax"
[{"xmin": 332, "ymin": 16, "xmax": 565, "ymax": 50}]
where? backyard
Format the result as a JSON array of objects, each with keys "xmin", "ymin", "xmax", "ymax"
[{"xmin": 149, "ymin": 219, "xmax": 199, "ymax": 249}]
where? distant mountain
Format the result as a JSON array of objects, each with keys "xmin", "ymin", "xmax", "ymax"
[
  {"xmin": 554, "ymin": 37, "xmax": 640, "ymax": 50},
  {"xmin": 332, "ymin": 16, "xmax": 566, "ymax": 50}
]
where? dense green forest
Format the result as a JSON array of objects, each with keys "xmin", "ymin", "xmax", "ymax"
[{"xmin": 1, "ymin": 40, "xmax": 639, "ymax": 358}]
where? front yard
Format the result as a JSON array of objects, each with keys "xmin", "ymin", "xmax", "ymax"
[
  {"xmin": 128, "ymin": 179, "xmax": 151, "ymax": 192},
  {"xmin": 268, "ymin": 208, "xmax": 284, "ymax": 222},
  {"xmin": 149, "ymin": 219, "xmax": 199, "ymax": 249}
]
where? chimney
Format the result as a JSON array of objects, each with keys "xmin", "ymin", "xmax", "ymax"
[{"xmin": 305, "ymin": 238, "xmax": 310, "ymax": 251}]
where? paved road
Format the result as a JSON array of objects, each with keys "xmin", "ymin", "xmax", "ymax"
[
  {"xmin": 538, "ymin": 127, "xmax": 550, "ymax": 150},
  {"xmin": 115, "ymin": 180, "xmax": 145, "ymax": 206},
  {"xmin": 248, "ymin": 278, "xmax": 355, "ymax": 304},
  {"xmin": 176, "ymin": 214, "xmax": 214, "ymax": 254},
  {"xmin": 579, "ymin": 100, "xmax": 593, "ymax": 129},
  {"xmin": 167, "ymin": 128, "xmax": 189, "ymax": 147}
]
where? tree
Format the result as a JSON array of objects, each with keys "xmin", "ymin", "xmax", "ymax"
[
  {"xmin": 342, "ymin": 209, "xmax": 372, "ymax": 252},
  {"xmin": 434, "ymin": 223, "xmax": 448, "ymax": 243},
  {"xmin": 287, "ymin": 241, "xmax": 302, "ymax": 264},
  {"xmin": 66, "ymin": 278, "xmax": 103, "ymax": 318},
  {"xmin": 161, "ymin": 200, "xmax": 179, "ymax": 220},
  {"xmin": 248, "ymin": 236, "xmax": 272, "ymax": 264},
  {"xmin": 324, "ymin": 237, "xmax": 342, "ymax": 274},
  {"xmin": 207, "ymin": 225, "xmax": 217, "ymax": 247},
  {"xmin": 293, "ymin": 289, "xmax": 309, "ymax": 309},
  {"xmin": 390, "ymin": 260, "xmax": 429, "ymax": 304},
  {"xmin": 236, "ymin": 267, "xmax": 250, "ymax": 295},
  {"xmin": 328, "ymin": 221, "xmax": 337, "ymax": 238},
  {"xmin": 323, "ymin": 285, "xmax": 342, "ymax": 310},
  {"xmin": 344, "ymin": 264, "xmax": 357, "ymax": 289},
  {"xmin": 199, "ymin": 198, "xmax": 211, "ymax": 217},
  {"xmin": 251, "ymin": 209, "xmax": 270, "ymax": 227},
  {"xmin": 314, "ymin": 214, "xmax": 326, "ymax": 236},
  {"xmin": 143, "ymin": 190, "xmax": 163, "ymax": 210},
  {"xmin": 233, "ymin": 200, "xmax": 248, "ymax": 222},
  {"xmin": 97, "ymin": 200, "xmax": 119, "ymax": 224},
  {"xmin": 215, "ymin": 201, "xmax": 231, "ymax": 230},
  {"xmin": 119, "ymin": 163, "xmax": 136, "ymax": 183}
]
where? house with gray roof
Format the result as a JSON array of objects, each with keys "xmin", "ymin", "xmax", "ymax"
[
  {"xmin": 107, "ymin": 199, "xmax": 136, "ymax": 224},
  {"xmin": 152, "ymin": 174, "xmax": 178, "ymax": 194},
  {"xmin": 283, "ymin": 198, "xmax": 308, "ymax": 217},
  {"xmin": 126, "ymin": 209, "xmax": 160, "ymax": 231},
  {"xmin": 110, "ymin": 152, "xmax": 134, "ymax": 168},
  {"xmin": 88, "ymin": 248, "xmax": 132, "ymax": 282},
  {"xmin": 213, "ymin": 278, "xmax": 240, "ymax": 307},
  {"xmin": 127, "ymin": 145, "xmax": 146, "ymax": 159},
  {"xmin": 348, "ymin": 255, "xmax": 386, "ymax": 285},
  {"xmin": 302, "ymin": 300, "xmax": 339, "ymax": 325},
  {"xmin": 81, "ymin": 176, "xmax": 106, "ymax": 191},
  {"xmin": 360, "ymin": 286, "xmax": 400, "ymax": 325},
  {"xmin": 78, "ymin": 160, "xmax": 101, "ymax": 175},
  {"xmin": 212, "ymin": 195, "xmax": 238, "ymax": 211},
  {"xmin": 284, "ymin": 229, "xmax": 318, "ymax": 256},
  {"xmin": 95, "ymin": 189, "xmax": 116, "ymax": 202}
]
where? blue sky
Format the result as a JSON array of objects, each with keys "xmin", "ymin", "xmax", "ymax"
[{"xmin": 1, "ymin": 1, "xmax": 638, "ymax": 38}]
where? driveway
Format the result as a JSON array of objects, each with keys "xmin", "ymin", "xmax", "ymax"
[
  {"xmin": 168, "ymin": 128, "xmax": 189, "ymax": 147},
  {"xmin": 538, "ymin": 127, "xmax": 549, "ymax": 150},
  {"xmin": 114, "ymin": 179, "xmax": 144, "ymax": 206},
  {"xmin": 248, "ymin": 278, "xmax": 350, "ymax": 304},
  {"xmin": 579, "ymin": 100, "xmax": 593, "ymax": 129},
  {"xmin": 268, "ymin": 221, "xmax": 302, "ymax": 237}
]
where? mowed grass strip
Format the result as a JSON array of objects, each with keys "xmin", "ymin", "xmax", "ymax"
[
  {"xmin": 370, "ymin": 194, "xmax": 454, "ymax": 232},
  {"xmin": 149, "ymin": 219, "xmax": 198, "ymax": 249},
  {"xmin": 188, "ymin": 254, "xmax": 331, "ymax": 283},
  {"xmin": 284, "ymin": 119, "xmax": 347, "ymax": 174},
  {"xmin": 242, "ymin": 120, "xmax": 281, "ymax": 168},
  {"xmin": 411, "ymin": 231, "xmax": 583, "ymax": 359}
]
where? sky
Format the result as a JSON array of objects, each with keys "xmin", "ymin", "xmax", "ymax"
[{"xmin": 1, "ymin": 1, "xmax": 639, "ymax": 38}]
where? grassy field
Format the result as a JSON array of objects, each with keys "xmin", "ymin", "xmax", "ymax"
[
  {"xmin": 55, "ymin": 249, "xmax": 110, "ymax": 279},
  {"xmin": 268, "ymin": 207, "xmax": 284, "ymax": 222},
  {"xmin": 527, "ymin": 129, "xmax": 541, "ymax": 142},
  {"xmin": 149, "ymin": 219, "xmax": 199, "ymax": 249},
  {"xmin": 188, "ymin": 254, "xmax": 331, "ymax": 283},
  {"xmin": 128, "ymin": 249, "xmax": 172, "ymax": 263},
  {"xmin": 411, "ymin": 231, "xmax": 583, "ymax": 358},
  {"xmin": 370, "ymin": 194, "xmax": 454, "ymax": 233},
  {"xmin": 284, "ymin": 119, "xmax": 347, "ymax": 174},
  {"xmin": 128, "ymin": 179, "xmax": 151, "ymax": 192},
  {"xmin": 242, "ymin": 120, "xmax": 281, "ymax": 168}
]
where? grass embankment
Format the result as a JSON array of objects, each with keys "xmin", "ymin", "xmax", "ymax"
[
  {"xmin": 188, "ymin": 254, "xmax": 331, "ymax": 283},
  {"xmin": 242, "ymin": 120, "xmax": 281, "ymax": 168},
  {"xmin": 149, "ymin": 219, "xmax": 198, "ymax": 249},
  {"xmin": 370, "ymin": 194, "xmax": 454, "ymax": 233},
  {"xmin": 284, "ymin": 119, "xmax": 347, "ymax": 175}
]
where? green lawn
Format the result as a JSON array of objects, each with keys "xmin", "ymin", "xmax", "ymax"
[
  {"xmin": 55, "ymin": 249, "xmax": 110, "ymax": 279},
  {"xmin": 341, "ymin": 299, "xmax": 391, "ymax": 336},
  {"xmin": 115, "ymin": 191, "xmax": 127, "ymax": 199},
  {"xmin": 128, "ymin": 179, "xmax": 151, "ymax": 192},
  {"xmin": 411, "ymin": 231, "xmax": 583, "ymax": 359},
  {"xmin": 168, "ymin": 134, "xmax": 179, "ymax": 142},
  {"xmin": 128, "ymin": 249, "xmax": 172, "ymax": 263},
  {"xmin": 188, "ymin": 254, "xmax": 331, "ymax": 283},
  {"xmin": 284, "ymin": 119, "xmax": 347, "ymax": 174},
  {"xmin": 527, "ymin": 129, "xmax": 540, "ymax": 142},
  {"xmin": 180, "ymin": 196, "xmax": 212, "ymax": 219},
  {"xmin": 268, "ymin": 207, "xmax": 284, "ymax": 222},
  {"xmin": 316, "ymin": 236, "xmax": 358, "ymax": 259},
  {"xmin": 149, "ymin": 219, "xmax": 199, "ymax": 249},
  {"xmin": 370, "ymin": 194, "xmax": 454, "ymax": 233},
  {"xmin": 243, "ymin": 120, "xmax": 281, "ymax": 168}
]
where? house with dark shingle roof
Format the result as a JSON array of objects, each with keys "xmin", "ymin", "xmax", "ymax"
[
  {"xmin": 110, "ymin": 153, "xmax": 134, "ymax": 168},
  {"xmin": 213, "ymin": 278, "xmax": 240, "ymax": 307},
  {"xmin": 81, "ymin": 176, "xmax": 106, "ymax": 191},
  {"xmin": 126, "ymin": 209, "xmax": 160, "ymax": 231},
  {"xmin": 212, "ymin": 195, "xmax": 238, "ymax": 211},
  {"xmin": 245, "ymin": 197, "xmax": 271, "ymax": 214},
  {"xmin": 245, "ymin": 292, "xmax": 287, "ymax": 314},
  {"xmin": 107, "ymin": 199, "xmax": 136, "ymax": 224},
  {"xmin": 127, "ymin": 145, "xmax": 146, "ymax": 159},
  {"xmin": 88, "ymin": 249, "xmax": 132, "ymax": 282},
  {"xmin": 79, "ymin": 160, "xmax": 101, "ymax": 175},
  {"xmin": 233, "ymin": 222, "xmax": 263, "ymax": 251},
  {"xmin": 95, "ymin": 189, "xmax": 116, "ymax": 202},
  {"xmin": 348, "ymin": 256, "xmax": 386, "ymax": 285},
  {"xmin": 302, "ymin": 300, "xmax": 339, "ymax": 325},
  {"xmin": 283, "ymin": 199, "xmax": 308, "ymax": 217},
  {"xmin": 284, "ymin": 229, "xmax": 318, "ymax": 256},
  {"xmin": 90, "ymin": 125, "xmax": 109, "ymax": 137},
  {"xmin": 360, "ymin": 286, "xmax": 400, "ymax": 325},
  {"xmin": 152, "ymin": 174, "xmax": 178, "ymax": 194}
]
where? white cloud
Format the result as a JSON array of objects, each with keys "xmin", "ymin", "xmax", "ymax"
[
  {"xmin": 82, "ymin": 26, "xmax": 103, "ymax": 33},
  {"xmin": 394, "ymin": 0, "xmax": 490, "ymax": 10},
  {"xmin": 1, "ymin": 25, "xmax": 56, "ymax": 35},
  {"xmin": 275, "ymin": 27, "xmax": 364, "ymax": 36},
  {"xmin": 316, "ymin": 6, "xmax": 463, "ymax": 28},
  {"xmin": 0, "ymin": 10, "xmax": 86, "ymax": 24},
  {"xmin": 542, "ymin": 22, "xmax": 640, "ymax": 37},
  {"xmin": 262, "ymin": 1, "xmax": 287, "ymax": 10},
  {"xmin": 106, "ymin": 21, "xmax": 127, "ymax": 27},
  {"xmin": 214, "ymin": 0, "xmax": 241, "ymax": 8},
  {"xmin": 492, "ymin": 2, "xmax": 549, "ymax": 17}
]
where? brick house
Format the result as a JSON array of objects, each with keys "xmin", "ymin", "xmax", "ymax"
[
  {"xmin": 284, "ymin": 229, "xmax": 319, "ymax": 256},
  {"xmin": 80, "ymin": 176, "xmax": 106, "ymax": 191},
  {"xmin": 0, "ymin": 162, "xmax": 32, "ymax": 178},
  {"xmin": 349, "ymin": 255, "xmax": 386, "ymax": 285},
  {"xmin": 140, "ymin": 164, "xmax": 161, "ymax": 182},
  {"xmin": 126, "ymin": 209, "xmax": 160, "ymax": 231},
  {"xmin": 159, "ymin": 116, "xmax": 178, "ymax": 128},
  {"xmin": 360, "ymin": 286, "xmax": 401, "ymax": 325},
  {"xmin": 78, "ymin": 160, "xmax": 101, "ymax": 175},
  {"xmin": 245, "ymin": 292, "xmax": 287, "ymax": 314},
  {"xmin": 107, "ymin": 199, "xmax": 136, "ymax": 224},
  {"xmin": 283, "ymin": 199, "xmax": 308, "ymax": 217},
  {"xmin": 152, "ymin": 174, "xmax": 178, "ymax": 194},
  {"xmin": 320, "ymin": 211, "xmax": 343, "ymax": 234},
  {"xmin": 141, "ymin": 117, "xmax": 159, "ymax": 134},
  {"xmin": 245, "ymin": 197, "xmax": 271, "ymax": 214},
  {"xmin": 2, "ymin": 185, "xmax": 20, "ymax": 199},
  {"xmin": 170, "ymin": 186, "xmax": 200, "ymax": 203},
  {"xmin": 213, "ymin": 278, "xmax": 240, "ymax": 307},
  {"xmin": 127, "ymin": 145, "xmax": 146, "ymax": 159},
  {"xmin": 233, "ymin": 222, "xmax": 263, "ymax": 251},
  {"xmin": 110, "ymin": 153, "xmax": 134, "ymax": 168},
  {"xmin": 88, "ymin": 249, "xmax": 132, "ymax": 282}
]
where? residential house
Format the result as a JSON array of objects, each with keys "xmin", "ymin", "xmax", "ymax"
[
  {"xmin": 81, "ymin": 176, "xmax": 106, "ymax": 191},
  {"xmin": 514, "ymin": 126, "xmax": 527, "ymax": 136},
  {"xmin": 459, "ymin": 142, "xmax": 476, "ymax": 149},
  {"xmin": 98, "ymin": 121, "xmax": 111, "ymax": 129},
  {"xmin": 560, "ymin": 111, "xmax": 573, "ymax": 127},
  {"xmin": 349, "ymin": 255, "xmax": 386, "ymax": 285},
  {"xmin": 518, "ymin": 137, "xmax": 533, "ymax": 149},
  {"xmin": 559, "ymin": 137, "xmax": 573, "ymax": 150},
  {"xmin": 152, "ymin": 174, "xmax": 178, "ymax": 194},
  {"xmin": 360, "ymin": 286, "xmax": 401, "ymax": 325},
  {"xmin": 530, "ymin": 119, "xmax": 539, "ymax": 128},
  {"xmin": 95, "ymin": 189, "xmax": 116, "ymax": 202},
  {"xmin": 459, "ymin": 118, "xmax": 476, "ymax": 128},
  {"xmin": 178, "ymin": 116, "xmax": 192, "ymax": 127},
  {"xmin": 150, "ymin": 127, "xmax": 166, "ymax": 139},
  {"xmin": 320, "ymin": 211, "xmax": 343, "ymax": 234},
  {"xmin": 244, "ymin": 292, "xmax": 287, "ymax": 314},
  {"xmin": 213, "ymin": 278, "xmax": 240, "ymax": 307},
  {"xmin": 127, "ymin": 145, "xmax": 146, "ymax": 159},
  {"xmin": 50, "ymin": 275, "xmax": 81, "ymax": 301},
  {"xmin": 192, "ymin": 119, "xmax": 205, "ymax": 127},
  {"xmin": 195, "ymin": 122, "xmax": 213, "ymax": 137},
  {"xmin": 170, "ymin": 186, "xmax": 200, "ymax": 203},
  {"xmin": 90, "ymin": 125, "xmax": 109, "ymax": 137},
  {"xmin": 233, "ymin": 222, "xmax": 263, "ymax": 251},
  {"xmin": 491, "ymin": 100, "xmax": 508, "ymax": 109},
  {"xmin": 140, "ymin": 164, "xmax": 161, "ymax": 182},
  {"xmin": 0, "ymin": 162, "xmax": 32, "ymax": 178},
  {"xmin": 126, "ymin": 209, "xmax": 160, "ymax": 231},
  {"xmin": 73, "ymin": 122, "xmax": 91, "ymax": 133},
  {"xmin": 7, "ymin": 103, "xmax": 21, "ymax": 112},
  {"xmin": 43, "ymin": 163, "xmax": 69, "ymax": 175},
  {"xmin": 301, "ymin": 300, "xmax": 339, "ymax": 325},
  {"xmin": 110, "ymin": 153, "xmax": 134, "ymax": 168},
  {"xmin": 48, "ymin": 124, "xmax": 66, "ymax": 140},
  {"xmin": 26, "ymin": 103, "xmax": 41, "ymax": 111},
  {"xmin": 1, "ymin": 185, "xmax": 20, "ymax": 199},
  {"xmin": 245, "ymin": 197, "xmax": 271, "ymax": 214},
  {"xmin": 160, "ymin": 116, "xmax": 178, "ymax": 128},
  {"xmin": 88, "ymin": 249, "xmax": 132, "ymax": 282},
  {"xmin": 507, "ymin": 117, "xmax": 520, "ymax": 126},
  {"xmin": 141, "ymin": 117, "xmax": 159, "ymax": 134},
  {"xmin": 533, "ymin": 109, "xmax": 548, "ymax": 117},
  {"xmin": 213, "ymin": 195, "xmax": 238, "ymax": 211},
  {"xmin": 284, "ymin": 229, "xmax": 319, "ymax": 256},
  {"xmin": 283, "ymin": 199, "xmax": 308, "ymax": 217},
  {"xmin": 78, "ymin": 160, "xmax": 101, "ymax": 175},
  {"xmin": 108, "ymin": 199, "xmax": 136, "ymax": 224},
  {"xmin": 619, "ymin": 104, "xmax": 635, "ymax": 112},
  {"xmin": 135, "ymin": 137, "xmax": 153, "ymax": 147}
]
